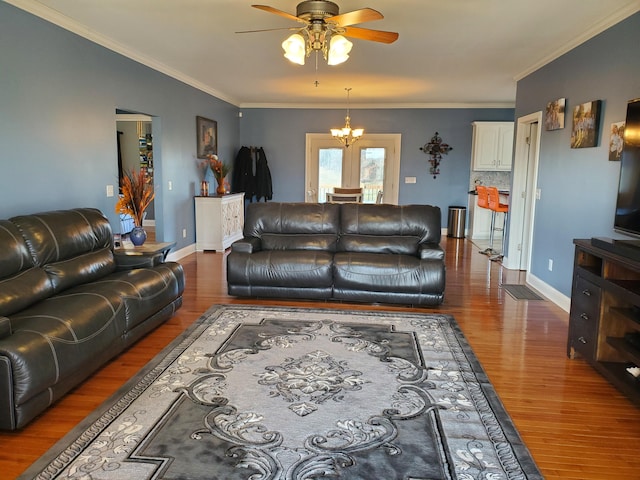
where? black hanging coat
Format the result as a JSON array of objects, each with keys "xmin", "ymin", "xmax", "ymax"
[
  {"xmin": 255, "ymin": 147, "xmax": 273, "ymax": 202},
  {"xmin": 232, "ymin": 146, "xmax": 255, "ymax": 201}
]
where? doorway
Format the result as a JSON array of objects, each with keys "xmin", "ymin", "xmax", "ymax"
[
  {"xmin": 116, "ymin": 113, "xmax": 155, "ymax": 229},
  {"xmin": 305, "ymin": 134, "xmax": 401, "ymax": 204},
  {"xmin": 504, "ymin": 112, "xmax": 542, "ymax": 271}
]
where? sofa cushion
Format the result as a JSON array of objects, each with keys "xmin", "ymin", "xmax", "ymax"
[
  {"xmin": 11, "ymin": 208, "xmax": 113, "ymax": 267},
  {"xmin": 0, "ymin": 220, "xmax": 34, "ymax": 278},
  {"xmin": 333, "ymin": 252, "xmax": 445, "ymax": 294},
  {"xmin": 103, "ymin": 262, "xmax": 185, "ymax": 331},
  {"xmin": 10, "ymin": 208, "xmax": 115, "ymax": 293},
  {"xmin": 44, "ymin": 248, "xmax": 116, "ymax": 293},
  {"xmin": 227, "ymin": 250, "xmax": 334, "ymax": 288},
  {"xmin": 0, "ymin": 268, "xmax": 52, "ymax": 318},
  {"xmin": 244, "ymin": 202, "xmax": 340, "ymax": 251},
  {"xmin": 0, "ymin": 317, "xmax": 10, "ymax": 339},
  {"xmin": 2, "ymin": 291, "xmax": 127, "ymax": 407},
  {"xmin": 0, "ymin": 220, "xmax": 54, "ymax": 317},
  {"xmin": 261, "ymin": 234, "xmax": 338, "ymax": 251},
  {"xmin": 338, "ymin": 204, "xmax": 441, "ymax": 255}
]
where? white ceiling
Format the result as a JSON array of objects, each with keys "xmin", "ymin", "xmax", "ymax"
[{"xmin": 9, "ymin": 0, "xmax": 640, "ymax": 108}]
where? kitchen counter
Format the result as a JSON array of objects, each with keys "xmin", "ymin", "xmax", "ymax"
[{"xmin": 468, "ymin": 189, "xmax": 510, "ymax": 195}]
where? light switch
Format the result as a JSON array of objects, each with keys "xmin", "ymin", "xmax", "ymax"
[
  {"xmin": 168, "ymin": 181, "xmax": 173, "ymax": 191},
  {"xmin": 106, "ymin": 185, "xmax": 114, "ymax": 197},
  {"xmin": 405, "ymin": 176, "xmax": 417, "ymax": 184}
]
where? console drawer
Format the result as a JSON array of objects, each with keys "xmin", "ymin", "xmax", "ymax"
[{"xmin": 568, "ymin": 275, "xmax": 601, "ymax": 359}]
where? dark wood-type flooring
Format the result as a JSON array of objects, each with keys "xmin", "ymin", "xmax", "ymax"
[{"xmin": 1, "ymin": 236, "xmax": 639, "ymax": 479}]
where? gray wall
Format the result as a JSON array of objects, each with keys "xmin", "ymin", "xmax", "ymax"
[
  {"xmin": 239, "ymin": 108, "xmax": 514, "ymax": 215},
  {"xmin": 0, "ymin": 2, "xmax": 239, "ymax": 249},
  {"xmin": 515, "ymin": 12, "xmax": 640, "ymax": 296}
]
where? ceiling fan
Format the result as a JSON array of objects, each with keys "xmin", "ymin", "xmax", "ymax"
[{"xmin": 237, "ymin": 1, "xmax": 399, "ymax": 65}]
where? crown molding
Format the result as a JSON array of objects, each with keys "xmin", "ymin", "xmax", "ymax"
[
  {"xmin": 4, "ymin": 0, "xmax": 240, "ymax": 106},
  {"xmin": 515, "ymin": 1, "xmax": 640, "ymax": 80},
  {"xmin": 239, "ymin": 102, "xmax": 515, "ymax": 109}
]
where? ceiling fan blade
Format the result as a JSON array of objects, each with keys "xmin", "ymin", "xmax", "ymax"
[
  {"xmin": 251, "ymin": 5, "xmax": 305, "ymax": 24},
  {"xmin": 328, "ymin": 8, "xmax": 383, "ymax": 27},
  {"xmin": 343, "ymin": 26, "xmax": 399, "ymax": 44},
  {"xmin": 236, "ymin": 27, "xmax": 299, "ymax": 34}
]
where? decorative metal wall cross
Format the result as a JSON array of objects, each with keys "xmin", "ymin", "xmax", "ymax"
[{"xmin": 420, "ymin": 132, "xmax": 453, "ymax": 178}]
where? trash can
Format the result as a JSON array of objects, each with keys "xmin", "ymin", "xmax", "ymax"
[{"xmin": 447, "ymin": 206, "xmax": 466, "ymax": 238}]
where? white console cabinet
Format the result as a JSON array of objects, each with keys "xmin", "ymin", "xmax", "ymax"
[
  {"xmin": 471, "ymin": 122, "xmax": 514, "ymax": 171},
  {"xmin": 195, "ymin": 193, "xmax": 244, "ymax": 251}
]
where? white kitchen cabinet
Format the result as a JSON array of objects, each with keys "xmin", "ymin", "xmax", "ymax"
[
  {"xmin": 471, "ymin": 122, "xmax": 514, "ymax": 171},
  {"xmin": 195, "ymin": 193, "xmax": 245, "ymax": 251}
]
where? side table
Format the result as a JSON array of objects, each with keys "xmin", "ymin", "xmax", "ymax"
[{"xmin": 114, "ymin": 241, "xmax": 177, "ymax": 268}]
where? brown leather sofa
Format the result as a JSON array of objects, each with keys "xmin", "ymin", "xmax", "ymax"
[
  {"xmin": 0, "ymin": 208, "xmax": 185, "ymax": 430},
  {"xmin": 227, "ymin": 202, "xmax": 445, "ymax": 306}
]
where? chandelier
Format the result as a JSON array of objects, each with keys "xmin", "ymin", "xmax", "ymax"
[
  {"xmin": 330, "ymin": 88, "xmax": 364, "ymax": 148},
  {"xmin": 282, "ymin": 28, "xmax": 352, "ymax": 66}
]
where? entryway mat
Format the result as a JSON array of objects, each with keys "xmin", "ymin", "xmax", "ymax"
[{"xmin": 502, "ymin": 284, "xmax": 544, "ymax": 300}]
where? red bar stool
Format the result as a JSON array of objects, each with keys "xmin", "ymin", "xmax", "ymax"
[{"xmin": 487, "ymin": 186, "xmax": 509, "ymax": 256}]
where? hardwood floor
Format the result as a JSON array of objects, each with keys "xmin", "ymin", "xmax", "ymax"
[{"xmin": 2, "ymin": 236, "xmax": 639, "ymax": 479}]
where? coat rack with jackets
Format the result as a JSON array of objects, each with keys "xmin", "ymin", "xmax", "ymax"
[{"xmin": 231, "ymin": 146, "xmax": 273, "ymax": 202}]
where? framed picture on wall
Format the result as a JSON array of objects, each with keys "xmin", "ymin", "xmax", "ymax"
[
  {"xmin": 196, "ymin": 116, "xmax": 217, "ymax": 158},
  {"xmin": 544, "ymin": 98, "xmax": 565, "ymax": 131},
  {"xmin": 608, "ymin": 121, "xmax": 625, "ymax": 161},
  {"xmin": 570, "ymin": 100, "xmax": 601, "ymax": 148}
]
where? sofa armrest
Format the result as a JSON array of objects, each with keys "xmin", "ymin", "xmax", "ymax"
[
  {"xmin": 114, "ymin": 252, "xmax": 164, "ymax": 270},
  {"xmin": 231, "ymin": 237, "xmax": 262, "ymax": 254},
  {"xmin": 419, "ymin": 243, "xmax": 445, "ymax": 261}
]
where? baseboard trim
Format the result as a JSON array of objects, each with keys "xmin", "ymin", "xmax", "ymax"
[
  {"xmin": 167, "ymin": 243, "xmax": 196, "ymax": 262},
  {"xmin": 526, "ymin": 272, "xmax": 570, "ymax": 313}
]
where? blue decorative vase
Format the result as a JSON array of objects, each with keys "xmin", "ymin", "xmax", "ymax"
[{"xmin": 130, "ymin": 226, "xmax": 147, "ymax": 246}]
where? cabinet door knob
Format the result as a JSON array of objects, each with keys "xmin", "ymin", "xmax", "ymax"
[
  {"xmin": 580, "ymin": 313, "xmax": 589, "ymax": 320},
  {"xmin": 578, "ymin": 336, "xmax": 587, "ymax": 344},
  {"xmin": 581, "ymin": 289, "xmax": 591, "ymax": 296}
]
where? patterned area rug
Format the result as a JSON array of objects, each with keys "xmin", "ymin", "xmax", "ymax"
[{"xmin": 21, "ymin": 305, "xmax": 542, "ymax": 480}]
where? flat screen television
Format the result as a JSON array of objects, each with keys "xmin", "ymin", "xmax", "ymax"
[{"xmin": 614, "ymin": 98, "xmax": 640, "ymax": 237}]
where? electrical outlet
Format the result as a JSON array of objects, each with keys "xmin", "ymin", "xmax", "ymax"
[
  {"xmin": 536, "ymin": 188, "xmax": 541, "ymax": 200},
  {"xmin": 548, "ymin": 259, "xmax": 553, "ymax": 271},
  {"xmin": 168, "ymin": 181, "xmax": 173, "ymax": 191},
  {"xmin": 106, "ymin": 185, "xmax": 114, "ymax": 197},
  {"xmin": 405, "ymin": 176, "xmax": 417, "ymax": 184},
  {"xmin": 182, "ymin": 228, "xmax": 187, "ymax": 238}
]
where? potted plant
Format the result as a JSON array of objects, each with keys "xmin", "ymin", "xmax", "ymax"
[{"xmin": 115, "ymin": 168, "xmax": 155, "ymax": 245}]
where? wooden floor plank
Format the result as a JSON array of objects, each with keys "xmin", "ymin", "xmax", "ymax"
[{"xmin": 1, "ymin": 236, "xmax": 639, "ymax": 479}]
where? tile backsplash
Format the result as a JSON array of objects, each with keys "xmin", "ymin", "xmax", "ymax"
[{"xmin": 469, "ymin": 171, "xmax": 511, "ymax": 191}]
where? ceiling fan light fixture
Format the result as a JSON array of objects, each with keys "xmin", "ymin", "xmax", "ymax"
[
  {"xmin": 244, "ymin": 3, "xmax": 398, "ymax": 67},
  {"xmin": 327, "ymin": 34, "xmax": 352, "ymax": 65},
  {"xmin": 282, "ymin": 33, "xmax": 306, "ymax": 65}
]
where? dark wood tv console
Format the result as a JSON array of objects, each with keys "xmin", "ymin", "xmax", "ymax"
[{"xmin": 568, "ymin": 239, "xmax": 640, "ymax": 406}]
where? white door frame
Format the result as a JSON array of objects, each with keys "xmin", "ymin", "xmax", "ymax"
[
  {"xmin": 305, "ymin": 133, "xmax": 401, "ymax": 204},
  {"xmin": 503, "ymin": 111, "xmax": 542, "ymax": 270}
]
